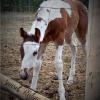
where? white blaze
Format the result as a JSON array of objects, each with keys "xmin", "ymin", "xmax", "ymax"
[{"xmin": 21, "ymin": 42, "xmax": 40, "ymax": 69}]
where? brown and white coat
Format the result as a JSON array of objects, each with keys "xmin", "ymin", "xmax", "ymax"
[{"xmin": 19, "ymin": 0, "xmax": 88, "ymax": 100}]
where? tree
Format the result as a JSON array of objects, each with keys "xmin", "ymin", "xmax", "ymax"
[
  {"xmin": 79, "ymin": 0, "xmax": 89, "ymax": 7},
  {"xmin": 85, "ymin": 0, "xmax": 100, "ymax": 100},
  {"xmin": 1, "ymin": 0, "xmax": 44, "ymax": 12}
]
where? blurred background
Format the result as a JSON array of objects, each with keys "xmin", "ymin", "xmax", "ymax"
[{"xmin": 1, "ymin": 0, "xmax": 89, "ymax": 12}]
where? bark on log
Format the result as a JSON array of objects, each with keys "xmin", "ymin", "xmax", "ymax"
[{"xmin": 0, "ymin": 73, "xmax": 49, "ymax": 100}]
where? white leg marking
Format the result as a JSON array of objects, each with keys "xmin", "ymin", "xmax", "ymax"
[
  {"xmin": 72, "ymin": 32, "xmax": 81, "ymax": 46},
  {"xmin": 54, "ymin": 46, "xmax": 66, "ymax": 100},
  {"xmin": 30, "ymin": 58, "xmax": 42, "ymax": 90},
  {"xmin": 67, "ymin": 44, "xmax": 77, "ymax": 85}
]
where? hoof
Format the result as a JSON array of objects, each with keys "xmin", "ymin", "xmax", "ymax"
[
  {"xmin": 60, "ymin": 96, "xmax": 66, "ymax": 100},
  {"xmin": 67, "ymin": 76, "xmax": 76, "ymax": 85},
  {"xmin": 67, "ymin": 80, "xmax": 74, "ymax": 85},
  {"xmin": 53, "ymin": 75, "xmax": 58, "ymax": 80}
]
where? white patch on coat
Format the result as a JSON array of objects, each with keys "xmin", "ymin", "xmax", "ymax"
[
  {"xmin": 72, "ymin": 32, "xmax": 81, "ymax": 46},
  {"xmin": 49, "ymin": 9, "xmax": 62, "ymax": 21},
  {"xmin": 28, "ymin": 8, "xmax": 50, "ymax": 42},
  {"xmin": 37, "ymin": 8, "xmax": 50, "ymax": 22},
  {"xmin": 21, "ymin": 42, "xmax": 40, "ymax": 69},
  {"xmin": 28, "ymin": 20, "xmax": 48, "ymax": 42},
  {"xmin": 55, "ymin": 46, "xmax": 63, "ymax": 62},
  {"xmin": 40, "ymin": 0, "xmax": 72, "ymax": 16}
]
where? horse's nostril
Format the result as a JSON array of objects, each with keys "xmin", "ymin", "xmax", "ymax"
[
  {"xmin": 19, "ymin": 70, "xmax": 28, "ymax": 80},
  {"xmin": 33, "ymin": 51, "xmax": 37, "ymax": 56}
]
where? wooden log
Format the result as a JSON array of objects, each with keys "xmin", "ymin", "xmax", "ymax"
[{"xmin": 0, "ymin": 73, "xmax": 49, "ymax": 100}]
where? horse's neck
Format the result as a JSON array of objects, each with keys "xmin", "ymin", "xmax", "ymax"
[
  {"xmin": 29, "ymin": 0, "xmax": 72, "ymax": 41},
  {"xmin": 28, "ymin": 20, "xmax": 47, "ymax": 42}
]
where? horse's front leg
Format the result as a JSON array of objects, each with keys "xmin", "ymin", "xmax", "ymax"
[
  {"xmin": 30, "ymin": 43, "xmax": 47, "ymax": 90},
  {"xmin": 30, "ymin": 58, "xmax": 42, "ymax": 90},
  {"xmin": 54, "ymin": 45, "xmax": 66, "ymax": 100}
]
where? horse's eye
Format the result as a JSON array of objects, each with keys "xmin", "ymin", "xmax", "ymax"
[
  {"xmin": 37, "ymin": 17, "xmax": 42, "ymax": 21},
  {"xmin": 33, "ymin": 51, "xmax": 37, "ymax": 56}
]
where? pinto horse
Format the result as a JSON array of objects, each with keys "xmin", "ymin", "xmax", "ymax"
[{"xmin": 19, "ymin": 0, "xmax": 88, "ymax": 100}]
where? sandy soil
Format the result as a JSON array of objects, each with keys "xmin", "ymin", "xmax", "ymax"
[{"xmin": 1, "ymin": 12, "xmax": 86, "ymax": 100}]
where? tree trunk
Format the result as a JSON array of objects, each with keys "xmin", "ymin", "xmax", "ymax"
[{"xmin": 85, "ymin": 0, "xmax": 100, "ymax": 100}]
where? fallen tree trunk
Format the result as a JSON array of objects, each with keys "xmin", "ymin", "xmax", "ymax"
[{"xmin": 0, "ymin": 73, "xmax": 49, "ymax": 100}]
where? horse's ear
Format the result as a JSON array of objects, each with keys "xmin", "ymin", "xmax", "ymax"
[
  {"xmin": 34, "ymin": 28, "xmax": 40, "ymax": 42},
  {"xmin": 20, "ymin": 28, "xmax": 27, "ymax": 39}
]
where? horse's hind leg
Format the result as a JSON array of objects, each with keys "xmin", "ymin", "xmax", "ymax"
[
  {"xmin": 65, "ymin": 33, "xmax": 77, "ymax": 85},
  {"xmin": 67, "ymin": 42, "xmax": 77, "ymax": 84},
  {"xmin": 75, "ymin": 12, "xmax": 88, "ymax": 65},
  {"xmin": 75, "ymin": 26, "xmax": 87, "ymax": 65}
]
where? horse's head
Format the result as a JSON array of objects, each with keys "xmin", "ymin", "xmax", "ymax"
[
  {"xmin": 19, "ymin": 7, "xmax": 50, "ymax": 80},
  {"xmin": 19, "ymin": 28, "xmax": 40, "ymax": 80}
]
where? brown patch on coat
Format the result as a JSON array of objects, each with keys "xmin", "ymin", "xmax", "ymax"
[
  {"xmin": 20, "ymin": 44, "xmax": 24, "ymax": 60},
  {"xmin": 65, "ymin": 0, "xmax": 88, "ymax": 45},
  {"xmin": 34, "ymin": 28, "xmax": 41, "ymax": 42},
  {"xmin": 42, "ymin": 17, "xmax": 67, "ymax": 45},
  {"xmin": 75, "ymin": 0, "xmax": 88, "ymax": 45},
  {"xmin": 42, "ymin": 5, "xmax": 80, "ymax": 45}
]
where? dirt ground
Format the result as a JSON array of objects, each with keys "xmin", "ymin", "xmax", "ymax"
[{"xmin": 1, "ymin": 12, "xmax": 86, "ymax": 100}]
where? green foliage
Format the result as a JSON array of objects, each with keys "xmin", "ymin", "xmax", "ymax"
[
  {"xmin": 1, "ymin": 0, "xmax": 44, "ymax": 12},
  {"xmin": 80, "ymin": 0, "xmax": 89, "ymax": 8},
  {"xmin": 1, "ymin": 0, "xmax": 89, "ymax": 12},
  {"xmin": 32, "ymin": 0, "xmax": 44, "ymax": 11}
]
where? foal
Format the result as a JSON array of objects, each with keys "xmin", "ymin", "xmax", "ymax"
[{"xmin": 19, "ymin": 0, "xmax": 88, "ymax": 100}]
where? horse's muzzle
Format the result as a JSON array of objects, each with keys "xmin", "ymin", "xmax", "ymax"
[{"xmin": 19, "ymin": 69, "xmax": 28, "ymax": 80}]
